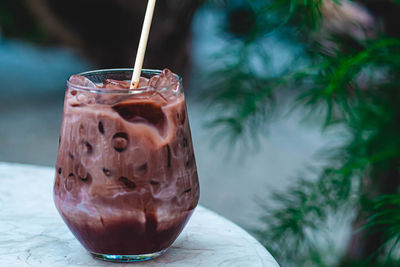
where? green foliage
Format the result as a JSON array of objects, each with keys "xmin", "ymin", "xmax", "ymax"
[
  {"xmin": 207, "ymin": 0, "xmax": 400, "ymax": 265},
  {"xmin": 266, "ymin": 37, "xmax": 400, "ymax": 264},
  {"xmin": 203, "ymin": 0, "xmax": 329, "ymax": 144},
  {"xmin": 297, "ymin": 38, "xmax": 400, "ymax": 127},
  {"xmin": 255, "ymin": 0, "xmax": 325, "ymax": 30},
  {"xmin": 203, "ymin": 43, "xmax": 277, "ymax": 143},
  {"xmin": 366, "ymin": 195, "xmax": 400, "ymax": 261},
  {"xmin": 209, "ymin": 0, "xmax": 325, "ymax": 41},
  {"xmin": 254, "ymin": 167, "xmax": 354, "ymax": 261}
]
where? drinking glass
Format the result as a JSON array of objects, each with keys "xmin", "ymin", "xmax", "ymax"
[{"xmin": 54, "ymin": 69, "xmax": 199, "ymax": 262}]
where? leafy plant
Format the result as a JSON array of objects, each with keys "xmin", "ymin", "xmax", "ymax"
[{"xmin": 206, "ymin": 0, "xmax": 400, "ymax": 265}]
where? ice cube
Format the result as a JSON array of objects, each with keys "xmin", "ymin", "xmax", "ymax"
[
  {"xmin": 95, "ymin": 78, "xmax": 151, "ymax": 105},
  {"xmin": 149, "ymin": 69, "xmax": 179, "ymax": 92},
  {"xmin": 65, "ymin": 173, "xmax": 76, "ymax": 192},
  {"xmin": 67, "ymin": 91, "xmax": 96, "ymax": 107},
  {"xmin": 134, "ymin": 77, "xmax": 150, "ymax": 89},
  {"xmin": 67, "ymin": 75, "xmax": 97, "ymax": 106},
  {"xmin": 95, "ymin": 94, "xmax": 132, "ymax": 105},
  {"xmin": 69, "ymin": 75, "xmax": 97, "ymax": 88},
  {"xmin": 169, "ymin": 127, "xmax": 189, "ymax": 158},
  {"xmin": 102, "ymin": 77, "xmax": 149, "ymax": 89},
  {"xmin": 96, "ymin": 79, "xmax": 131, "ymax": 104},
  {"xmin": 103, "ymin": 79, "xmax": 130, "ymax": 89}
]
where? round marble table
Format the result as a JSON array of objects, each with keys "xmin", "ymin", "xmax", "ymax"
[{"xmin": 0, "ymin": 162, "xmax": 279, "ymax": 267}]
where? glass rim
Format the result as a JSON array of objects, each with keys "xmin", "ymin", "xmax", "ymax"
[{"xmin": 67, "ymin": 68, "xmax": 183, "ymax": 94}]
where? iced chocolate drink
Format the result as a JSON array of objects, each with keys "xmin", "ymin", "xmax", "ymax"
[{"xmin": 54, "ymin": 69, "xmax": 199, "ymax": 262}]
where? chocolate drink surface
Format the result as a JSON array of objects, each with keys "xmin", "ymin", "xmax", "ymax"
[{"xmin": 54, "ymin": 69, "xmax": 199, "ymax": 258}]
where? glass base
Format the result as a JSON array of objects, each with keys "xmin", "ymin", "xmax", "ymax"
[{"xmin": 91, "ymin": 249, "xmax": 167, "ymax": 263}]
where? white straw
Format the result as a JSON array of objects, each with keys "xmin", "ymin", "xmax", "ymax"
[{"xmin": 130, "ymin": 0, "xmax": 157, "ymax": 89}]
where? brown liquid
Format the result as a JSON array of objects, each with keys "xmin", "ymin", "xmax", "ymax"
[{"xmin": 54, "ymin": 80, "xmax": 199, "ymax": 255}]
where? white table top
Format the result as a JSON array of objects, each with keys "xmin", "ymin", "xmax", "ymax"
[{"xmin": 0, "ymin": 162, "xmax": 279, "ymax": 267}]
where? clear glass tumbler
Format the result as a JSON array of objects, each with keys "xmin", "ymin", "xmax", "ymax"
[{"xmin": 53, "ymin": 69, "xmax": 199, "ymax": 262}]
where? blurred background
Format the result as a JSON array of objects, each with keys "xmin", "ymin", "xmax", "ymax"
[{"xmin": 1, "ymin": 1, "xmax": 400, "ymax": 266}]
